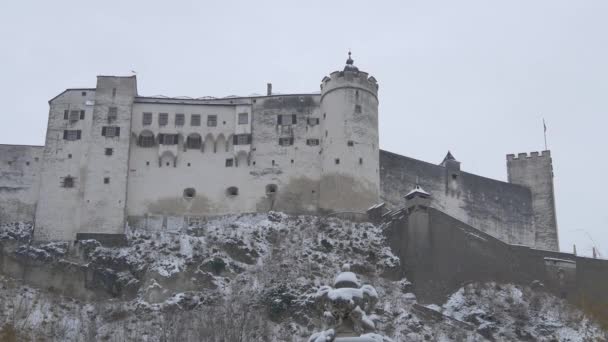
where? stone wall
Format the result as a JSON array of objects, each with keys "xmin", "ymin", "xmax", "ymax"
[
  {"xmin": 384, "ymin": 204, "xmax": 608, "ymax": 326},
  {"xmin": 0, "ymin": 145, "xmax": 43, "ymax": 223},
  {"xmin": 380, "ymin": 150, "xmax": 537, "ymax": 247}
]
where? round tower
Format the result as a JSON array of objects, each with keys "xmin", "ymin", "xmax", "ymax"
[{"xmin": 318, "ymin": 52, "xmax": 380, "ymax": 213}]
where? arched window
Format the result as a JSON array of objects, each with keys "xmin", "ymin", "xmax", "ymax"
[
  {"xmin": 186, "ymin": 133, "xmax": 202, "ymax": 149},
  {"xmin": 202, "ymin": 134, "xmax": 214, "ymax": 153},
  {"xmin": 216, "ymin": 134, "xmax": 226, "ymax": 153},
  {"xmin": 138, "ymin": 130, "xmax": 155, "ymax": 147}
]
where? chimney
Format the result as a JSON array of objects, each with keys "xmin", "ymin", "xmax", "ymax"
[{"xmin": 267, "ymin": 83, "xmax": 272, "ymax": 96}]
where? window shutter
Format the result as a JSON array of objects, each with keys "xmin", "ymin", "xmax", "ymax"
[
  {"xmin": 233, "ymin": 135, "xmax": 238, "ymax": 145},
  {"xmin": 292, "ymin": 114, "xmax": 297, "ymax": 124},
  {"xmin": 277, "ymin": 115, "xmax": 282, "ymax": 125},
  {"xmin": 101, "ymin": 127, "xmax": 107, "ymax": 136},
  {"xmin": 290, "ymin": 137, "xmax": 294, "ymax": 145},
  {"xmin": 247, "ymin": 134, "xmax": 252, "ymax": 144},
  {"xmin": 63, "ymin": 130, "xmax": 68, "ymax": 140},
  {"xmin": 76, "ymin": 130, "xmax": 82, "ymax": 139},
  {"xmin": 64, "ymin": 110, "xmax": 69, "ymax": 120},
  {"xmin": 115, "ymin": 127, "xmax": 120, "ymax": 137},
  {"xmin": 80, "ymin": 110, "xmax": 85, "ymax": 120}
]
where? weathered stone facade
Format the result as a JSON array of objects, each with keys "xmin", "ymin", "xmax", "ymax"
[{"xmin": 0, "ymin": 55, "xmax": 559, "ymax": 250}]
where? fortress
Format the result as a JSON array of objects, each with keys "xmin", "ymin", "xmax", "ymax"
[{"xmin": 0, "ymin": 54, "xmax": 559, "ymax": 251}]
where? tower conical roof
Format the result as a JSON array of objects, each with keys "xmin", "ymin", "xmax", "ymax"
[{"xmin": 443, "ymin": 151, "xmax": 456, "ymax": 162}]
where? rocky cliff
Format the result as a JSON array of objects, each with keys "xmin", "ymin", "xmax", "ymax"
[{"xmin": 0, "ymin": 214, "xmax": 605, "ymax": 341}]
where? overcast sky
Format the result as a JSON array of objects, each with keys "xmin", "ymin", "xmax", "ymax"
[{"xmin": 1, "ymin": 0, "xmax": 606, "ymax": 257}]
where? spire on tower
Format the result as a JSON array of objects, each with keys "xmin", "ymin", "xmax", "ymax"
[{"xmin": 344, "ymin": 50, "xmax": 359, "ymax": 72}]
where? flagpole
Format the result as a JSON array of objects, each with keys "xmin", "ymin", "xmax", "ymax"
[{"xmin": 543, "ymin": 118, "xmax": 548, "ymax": 151}]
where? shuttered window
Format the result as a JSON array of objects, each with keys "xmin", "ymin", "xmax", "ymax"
[
  {"xmin": 63, "ymin": 130, "xmax": 82, "ymax": 141},
  {"xmin": 101, "ymin": 126, "xmax": 120, "ymax": 138},
  {"xmin": 233, "ymin": 134, "xmax": 252, "ymax": 145}
]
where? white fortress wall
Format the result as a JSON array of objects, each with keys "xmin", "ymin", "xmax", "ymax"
[{"xmin": 34, "ymin": 89, "xmax": 97, "ymax": 241}]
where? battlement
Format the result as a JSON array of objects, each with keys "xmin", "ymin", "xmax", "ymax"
[
  {"xmin": 506, "ymin": 150, "xmax": 551, "ymax": 162},
  {"xmin": 320, "ymin": 70, "xmax": 379, "ymax": 97}
]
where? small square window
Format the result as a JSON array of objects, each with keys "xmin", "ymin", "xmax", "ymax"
[
  {"xmin": 359, "ymin": 158, "xmax": 363, "ymax": 165},
  {"xmin": 142, "ymin": 112, "xmax": 153, "ymax": 125},
  {"xmin": 238, "ymin": 113, "xmax": 249, "ymax": 125},
  {"xmin": 187, "ymin": 162, "xmax": 191, "ymax": 167},
  {"xmin": 279, "ymin": 137, "xmax": 294, "ymax": 146},
  {"xmin": 335, "ymin": 158, "xmax": 340, "ymax": 165},
  {"xmin": 207, "ymin": 115, "xmax": 217, "ymax": 127},
  {"xmin": 146, "ymin": 161, "xmax": 150, "ymax": 166},
  {"xmin": 347, "ymin": 141, "xmax": 354, "ymax": 147},
  {"xmin": 307, "ymin": 118, "xmax": 319, "ymax": 125},
  {"xmin": 26, "ymin": 161, "xmax": 30, "ymax": 166},
  {"xmin": 272, "ymin": 160, "xmax": 275, "ymax": 166},
  {"xmin": 225, "ymin": 158, "xmax": 234, "ymax": 167},
  {"xmin": 191, "ymin": 114, "xmax": 201, "ymax": 126},
  {"xmin": 306, "ymin": 138, "xmax": 319, "ymax": 146},
  {"xmin": 159, "ymin": 113, "xmax": 169, "ymax": 126},
  {"xmin": 103, "ymin": 177, "xmax": 110, "ymax": 184},
  {"xmin": 175, "ymin": 113, "xmax": 185, "ymax": 126},
  {"xmin": 62, "ymin": 176, "xmax": 74, "ymax": 188},
  {"xmin": 81, "ymin": 91, "xmax": 87, "ymax": 96},
  {"xmin": 68, "ymin": 154, "xmax": 72, "ymax": 159},
  {"xmin": 105, "ymin": 148, "xmax": 113, "ymax": 156},
  {"xmin": 291, "ymin": 159, "xmax": 294, "ymax": 164},
  {"xmin": 355, "ymin": 105, "xmax": 362, "ymax": 114}
]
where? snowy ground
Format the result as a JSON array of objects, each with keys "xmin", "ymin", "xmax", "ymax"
[{"xmin": 0, "ymin": 214, "xmax": 605, "ymax": 341}]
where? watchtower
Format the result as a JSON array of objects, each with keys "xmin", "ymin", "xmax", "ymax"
[
  {"xmin": 507, "ymin": 150, "xmax": 559, "ymax": 251},
  {"xmin": 318, "ymin": 53, "xmax": 380, "ymax": 213}
]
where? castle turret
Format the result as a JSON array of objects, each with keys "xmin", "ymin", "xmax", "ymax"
[
  {"xmin": 507, "ymin": 150, "xmax": 559, "ymax": 251},
  {"xmin": 318, "ymin": 53, "xmax": 380, "ymax": 213}
]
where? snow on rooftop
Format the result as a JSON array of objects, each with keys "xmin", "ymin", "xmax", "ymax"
[
  {"xmin": 404, "ymin": 185, "xmax": 430, "ymax": 199},
  {"xmin": 334, "ymin": 271, "xmax": 360, "ymax": 288}
]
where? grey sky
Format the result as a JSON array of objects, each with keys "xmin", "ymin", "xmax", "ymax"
[{"xmin": 1, "ymin": 0, "xmax": 606, "ymax": 256}]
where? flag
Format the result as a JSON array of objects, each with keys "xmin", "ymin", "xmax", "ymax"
[{"xmin": 543, "ymin": 118, "xmax": 547, "ymax": 132}]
